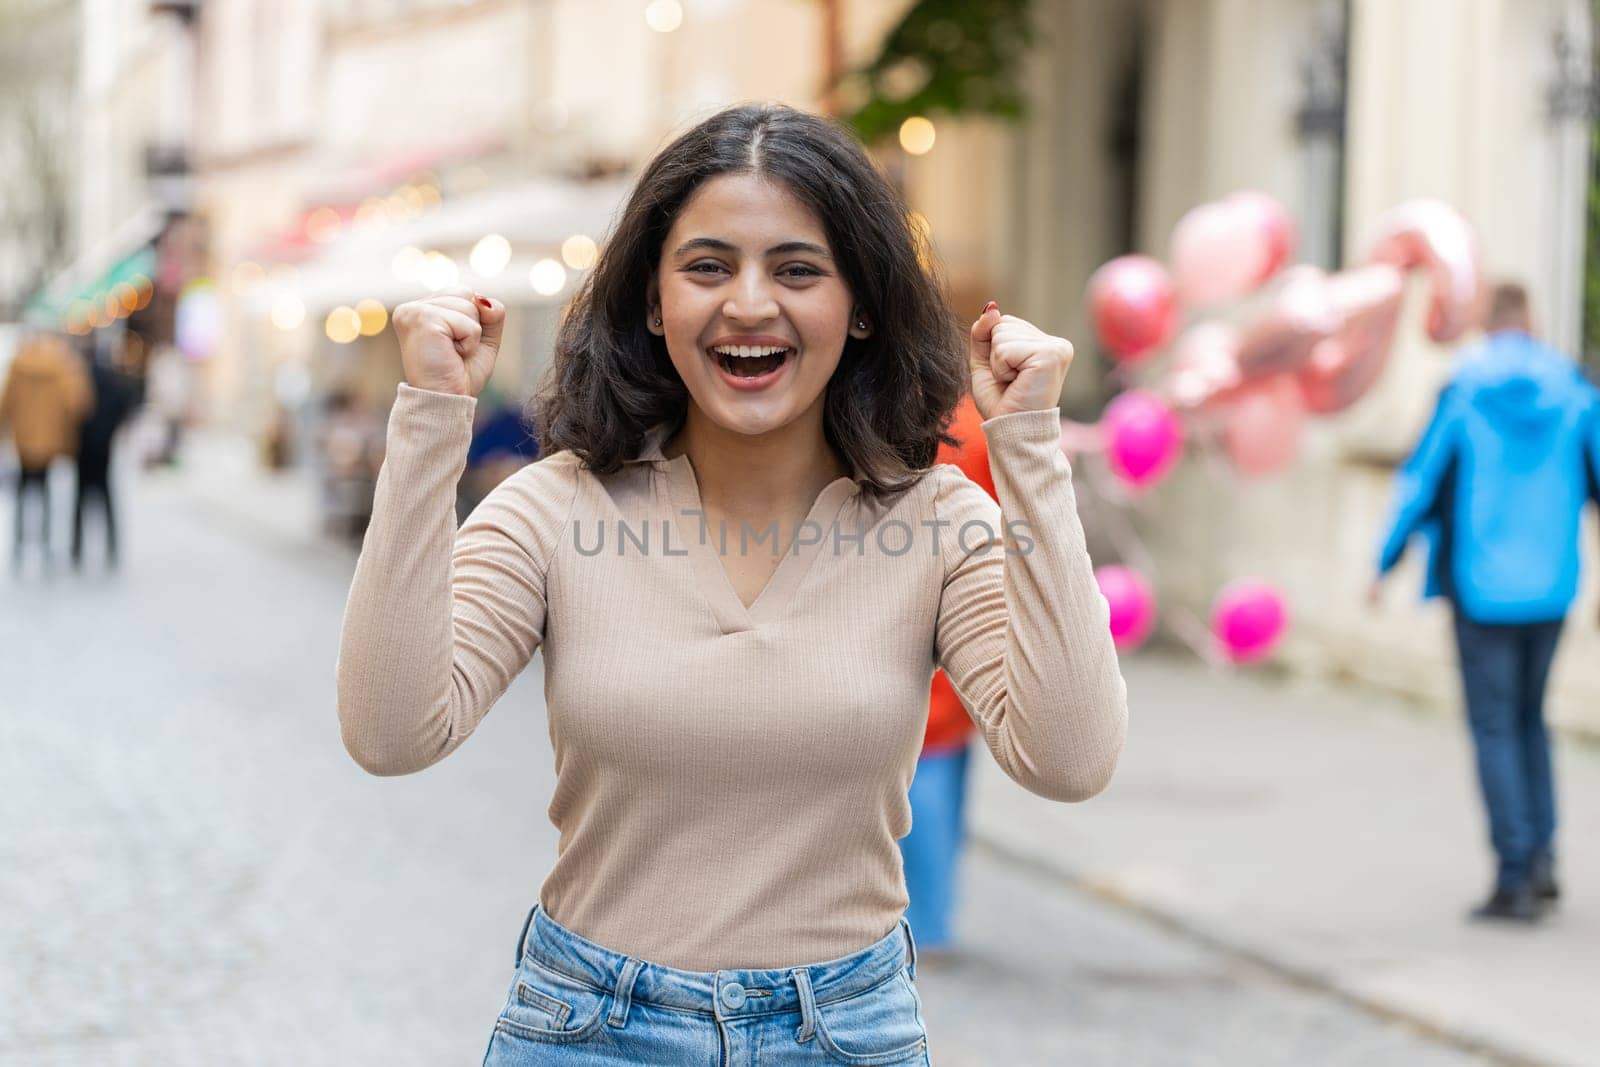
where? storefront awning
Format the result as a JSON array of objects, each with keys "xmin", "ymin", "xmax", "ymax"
[
  {"xmin": 241, "ymin": 175, "xmax": 634, "ymax": 315},
  {"xmin": 26, "ymin": 207, "xmax": 165, "ymax": 325}
]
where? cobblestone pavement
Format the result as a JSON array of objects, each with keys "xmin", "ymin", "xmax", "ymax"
[{"xmin": 0, "ymin": 469, "xmax": 1487, "ymax": 1066}]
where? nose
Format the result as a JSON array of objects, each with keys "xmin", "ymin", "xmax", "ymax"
[{"xmin": 722, "ymin": 266, "xmax": 781, "ymax": 324}]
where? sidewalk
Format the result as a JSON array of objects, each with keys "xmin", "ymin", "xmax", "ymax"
[
  {"xmin": 156, "ymin": 429, "xmax": 329, "ymax": 551},
  {"xmin": 969, "ymin": 652, "xmax": 1600, "ymax": 1067}
]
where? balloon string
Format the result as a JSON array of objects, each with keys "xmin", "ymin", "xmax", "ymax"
[{"xmin": 1167, "ymin": 603, "xmax": 1227, "ymax": 669}]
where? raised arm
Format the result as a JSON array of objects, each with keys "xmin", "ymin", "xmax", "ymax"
[
  {"xmin": 934, "ymin": 304, "xmax": 1128, "ymax": 802},
  {"xmin": 334, "ymin": 383, "xmax": 577, "ymax": 775},
  {"xmin": 334, "ymin": 288, "xmax": 574, "ymax": 775}
]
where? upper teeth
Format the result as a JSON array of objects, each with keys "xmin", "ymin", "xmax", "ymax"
[{"xmin": 712, "ymin": 345, "xmax": 789, "ymax": 358}]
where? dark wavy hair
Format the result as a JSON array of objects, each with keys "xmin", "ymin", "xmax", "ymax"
[{"xmin": 530, "ymin": 102, "xmax": 969, "ymax": 496}]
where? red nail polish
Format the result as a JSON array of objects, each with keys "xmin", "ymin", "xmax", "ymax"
[
  {"xmin": 982, "ymin": 300, "xmax": 998, "ymax": 314},
  {"xmin": 476, "ymin": 297, "xmax": 493, "ymax": 310}
]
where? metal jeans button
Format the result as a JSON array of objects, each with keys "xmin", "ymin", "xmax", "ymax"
[{"xmin": 720, "ymin": 982, "xmax": 747, "ymax": 1009}]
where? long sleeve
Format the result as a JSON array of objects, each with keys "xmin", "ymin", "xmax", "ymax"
[
  {"xmin": 933, "ymin": 406, "xmax": 1128, "ymax": 802},
  {"xmin": 1377, "ymin": 386, "xmax": 1459, "ymax": 575},
  {"xmin": 335, "ymin": 383, "xmax": 578, "ymax": 776}
]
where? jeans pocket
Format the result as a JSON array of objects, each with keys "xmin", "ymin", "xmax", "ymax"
[
  {"xmin": 810, "ymin": 968, "xmax": 928, "ymax": 1066},
  {"xmin": 492, "ymin": 956, "xmax": 611, "ymax": 1046}
]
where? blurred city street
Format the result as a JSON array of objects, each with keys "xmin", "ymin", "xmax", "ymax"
[
  {"xmin": 5, "ymin": 1, "xmax": 1600, "ymax": 1064},
  {"xmin": 2, "ymin": 460, "xmax": 1592, "ymax": 1066}
]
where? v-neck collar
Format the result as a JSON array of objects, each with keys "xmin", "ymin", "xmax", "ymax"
[{"xmin": 625, "ymin": 421, "xmax": 863, "ymax": 634}]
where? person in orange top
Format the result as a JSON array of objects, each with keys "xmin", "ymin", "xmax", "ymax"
[{"xmin": 899, "ymin": 391, "xmax": 996, "ymax": 956}]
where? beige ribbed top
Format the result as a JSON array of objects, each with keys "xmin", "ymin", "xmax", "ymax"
[{"xmin": 336, "ymin": 383, "xmax": 1127, "ymax": 971}]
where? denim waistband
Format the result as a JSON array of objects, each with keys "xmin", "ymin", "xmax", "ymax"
[{"xmin": 516, "ymin": 904, "xmax": 918, "ymax": 1023}]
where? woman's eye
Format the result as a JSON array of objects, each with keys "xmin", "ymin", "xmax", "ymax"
[{"xmin": 686, "ymin": 263, "xmax": 820, "ymax": 278}]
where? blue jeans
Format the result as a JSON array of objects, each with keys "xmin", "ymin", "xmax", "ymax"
[
  {"xmin": 1451, "ymin": 610, "xmax": 1564, "ymax": 890},
  {"xmin": 899, "ymin": 744, "xmax": 971, "ymax": 950},
  {"xmin": 483, "ymin": 904, "xmax": 931, "ymax": 1065}
]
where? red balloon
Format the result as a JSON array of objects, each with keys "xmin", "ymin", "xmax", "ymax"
[
  {"xmin": 1366, "ymin": 198, "xmax": 1482, "ymax": 343},
  {"xmin": 1087, "ymin": 255, "xmax": 1178, "ymax": 362},
  {"xmin": 1296, "ymin": 263, "xmax": 1405, "ymax": 414},
  {"xmin": 1222, "ymin": 375, "xmax": 1305, "ymax": 477}
]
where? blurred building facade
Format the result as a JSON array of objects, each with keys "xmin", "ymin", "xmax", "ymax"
[
  {"xmin": 189, "ymin": 0, "xmax": 881, "ymax": 450},
  {"xmin": 0, "ymin": 0, "xmax": 79, "ymax": 325}
]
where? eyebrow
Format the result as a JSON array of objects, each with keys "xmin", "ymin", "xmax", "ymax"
[{"xmin": 672, "ymin": 237, "xmax": 833, "ymax": 260}]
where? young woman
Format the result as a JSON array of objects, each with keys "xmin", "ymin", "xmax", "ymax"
[{"xmin": 337, "ymin": 103, "xmax": 1127, "ymax": 1066}]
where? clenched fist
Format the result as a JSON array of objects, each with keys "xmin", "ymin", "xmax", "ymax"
[
  {"xmin": 968, "ymin": 301, "xmax": 1075, "ymax": 420},
  {"xmin": 391, "ymin": 288, "xmax": 504, "ymax": 398}
]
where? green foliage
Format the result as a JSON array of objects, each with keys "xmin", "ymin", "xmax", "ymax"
[{"xmin": 842, "ymin": 0, "xmax": 1035, "ymax": 144}]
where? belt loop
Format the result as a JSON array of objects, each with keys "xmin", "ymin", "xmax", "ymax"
[
  {"xmin": 514, "ymin": 905, "xmax": 537, "ymax": 966},
  {"xmin": 899, "ymin": 916, "xmax": 918, "ymax": 980},
  {"xmin": 608, "ymin": 958, "xmax": 643, "ymax": 1029},
  {"xmin": 790, "ymin": 967, "xmax": 818, "ymax": 1044}
]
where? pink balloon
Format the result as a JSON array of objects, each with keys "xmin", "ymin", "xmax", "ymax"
[
  {"xmin": 1234, "ymin": 266, "xmax": 1339, "ymax": 378},
  {"xmin": 1167, "ymin": 321, "xmax": 1245, "ymax": 411},
  {"xmin": 1095, "ymin": 565, "xmax": 1156, "ymax": 651},
  {"xmin": 1366, "ymin": 198, "xmax": 1483, "ymax": 343},
  {"xmin": 1170, "ymin": 199, "xmax": 1273, "ymax": 307},
  {"xmin": 1087, "ymin": 255, "xmax": 1179, "ymax": 362},
  {"xmin": 1226, "ymin": 190, "xmax": 1297, "ymax": 286},
  {"xmin": 1211, "ymin": 579, "xmax": 1289, "ymax": 664},
  {"xmin": 1103, "ymin": 390, "xmax": 1184, "ymax": 489},
  {"xmin": 1222, "ymin": 375, "xmax": 1305, "ymax": 477},
  {"xmin": 1296, "ymin": 263, "xmax": 1405, "ymax": 414}
]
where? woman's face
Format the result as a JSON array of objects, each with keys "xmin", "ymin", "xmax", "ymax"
[{"xmin": 650, "ymin": 173, "xmax": 869, "ymax": 442}]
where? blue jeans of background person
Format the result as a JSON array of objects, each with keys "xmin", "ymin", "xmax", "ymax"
[
  {"xmin": 483, "ymin": 904, "xmax": 931, "ymax": 1066},
  {"xmin": 900, "ymin": 743, "xmax": 972, "ymax": 950},
  {"xmin": 1451, "ymin": 610, "xmax": 1564, "ymax": 891}
]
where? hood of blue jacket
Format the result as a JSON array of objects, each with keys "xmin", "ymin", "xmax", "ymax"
[{"xmin": 1456, "ymin": 331, "xmax": 1589, "ymax": 443}]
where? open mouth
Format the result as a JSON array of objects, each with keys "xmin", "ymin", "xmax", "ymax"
[{"xmin": 711, "ymin": 345, "xmax": 792, "ymax": 380}]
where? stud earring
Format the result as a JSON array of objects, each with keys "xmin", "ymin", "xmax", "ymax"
[{"xmin": 653, "ymin": 315, "xmax": 662, "ymax": 327}]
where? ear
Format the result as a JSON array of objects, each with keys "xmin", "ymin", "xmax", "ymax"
[
  {"xmin": 646, "ymin": 277, "xmax": 664, "ymax": 336},
  {"xmin": 848, "ymin": 308, "xmax": 871, "ymax": 340}
]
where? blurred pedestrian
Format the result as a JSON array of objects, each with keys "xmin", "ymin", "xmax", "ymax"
[
  {"xmin": 900, "ymin": 392, "xmax": 993, "ymax": 962},
  {"xmin": 141, "ymin": 342, "xmax": 190, "ymax": 467},
  {"xmin": 0, "ymin": 331, "xmax": 91, "ymax": 572},
  {"xmin": 73, "ymin": 343, "xmax": 139, "ymax": 571},
  {"xmin": 1373, "ymin": 281, "xmax": 1600, "ymax": 923},
  {"xmin": 336, "ymin": 103, "xmax": 1126, "ymax": 1063}
]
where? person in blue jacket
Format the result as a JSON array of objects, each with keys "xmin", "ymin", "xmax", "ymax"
[{"xmin": 1374, "ymin": 282, "xmax": 1600, "ymax": 923}]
